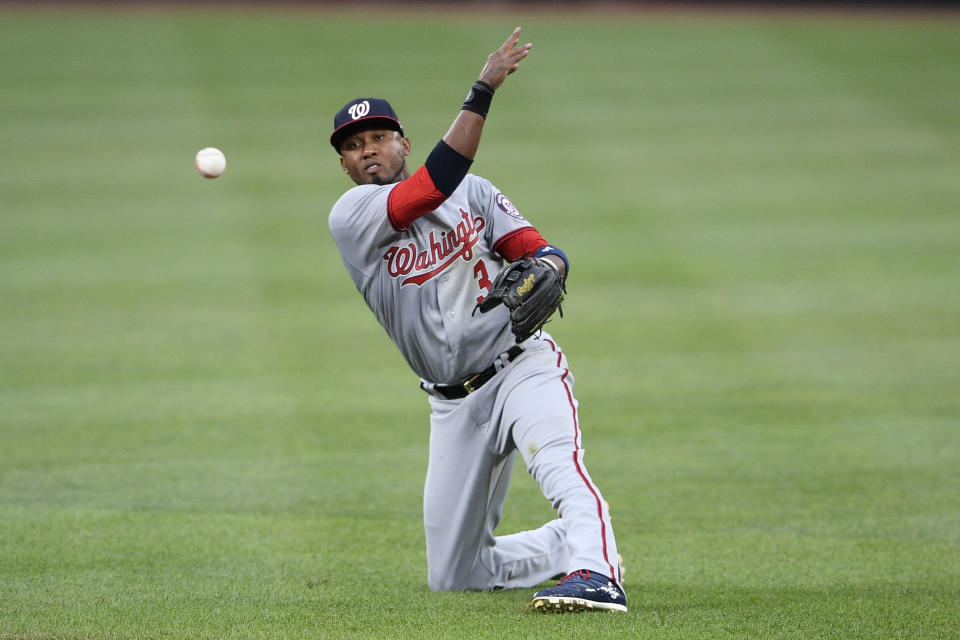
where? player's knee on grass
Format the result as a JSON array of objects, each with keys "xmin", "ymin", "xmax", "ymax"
[{"xmin": 427, "ymin": 564, "xmax": 492, "ymax": 592}]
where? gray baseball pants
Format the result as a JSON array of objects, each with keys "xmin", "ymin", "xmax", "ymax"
[{"xmin": 422, "ymin": 334, "xmax": 621, "ymax": 591}]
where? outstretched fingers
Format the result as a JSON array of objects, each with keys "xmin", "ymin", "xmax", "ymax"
[
  {"xmin": 503, "ymin": 26, "xmax": 532, "ymax": 72},
  {"xmin": 480, "ymin": 26, "xmax": 533, "ymax": 89}
]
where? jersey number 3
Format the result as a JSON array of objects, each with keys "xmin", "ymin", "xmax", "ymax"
[{"xmin": 473, "ymin": 260, "xmax": 493, "ymax": 305}]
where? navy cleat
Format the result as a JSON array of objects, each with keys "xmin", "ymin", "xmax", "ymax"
[{"xmin": 532, "ymin": 570, "xmax": 627, "ymax": 613}]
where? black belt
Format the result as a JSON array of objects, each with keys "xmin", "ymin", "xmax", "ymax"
[{"xmin": 422, "ymin": 346, "xmax": 524, "ymax": 400}]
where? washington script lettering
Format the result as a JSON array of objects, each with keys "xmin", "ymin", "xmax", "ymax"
[{"xmin": 383, "ymin": 210, "xmax": 486, "ymax": 287}]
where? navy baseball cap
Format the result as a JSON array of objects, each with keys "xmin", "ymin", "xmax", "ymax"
[{"xmin": 330, "ymin": 97, "xmax": 404, "ymax": 152}]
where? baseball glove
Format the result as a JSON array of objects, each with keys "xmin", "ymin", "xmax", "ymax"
[{"xmin": 474, "ymin": 257, "xmax": 566, "ymax": 343}]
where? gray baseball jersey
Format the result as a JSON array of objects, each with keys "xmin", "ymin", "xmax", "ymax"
[
  {"xmin": 329, "ymin": 172, "xmax": 622, "ymax": 592},
  {"xmin": 329, "ymin": 173, "xmax": 528, "ymax": 385}
]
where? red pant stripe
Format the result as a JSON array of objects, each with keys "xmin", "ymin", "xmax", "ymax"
[{"xmin": 546, "ymin": 338, "xmax": 616, "ymax": 580}]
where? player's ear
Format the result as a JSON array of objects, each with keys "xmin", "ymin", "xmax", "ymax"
[
  {"xmin": 401, "ymin": 136, "xmax": 411, "ymax": 156},
  {"xmin": 340, "ymin": 156, "xmax": 347, "ymax": 173}
]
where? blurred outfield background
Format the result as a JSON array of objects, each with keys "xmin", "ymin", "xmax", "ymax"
[{"xmin": 1, "ymin": 3, "xmax": 959, "ymax": 639}]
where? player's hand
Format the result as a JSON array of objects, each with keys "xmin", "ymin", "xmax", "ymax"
[{"xmin": 478, "ymin": 27, "xmax": 532, "ymax": 91}]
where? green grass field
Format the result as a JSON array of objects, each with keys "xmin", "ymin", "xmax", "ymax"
[{"xmin": 2, "ymin": 6, "xmax": 959, "ymax": 639}]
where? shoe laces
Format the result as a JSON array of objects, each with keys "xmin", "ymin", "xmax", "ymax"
[{"xmin": 556, "ymin": 569, "xmax": 591, "ymax": 585}]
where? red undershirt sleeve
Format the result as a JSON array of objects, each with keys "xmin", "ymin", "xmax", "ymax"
[
  {"xmin": 386, "ymin": 165, "xmax": 448, "ymax": 231},
  {"xmin": 386, "ymin": 140, "xmax": 474, "ymax": 231},
  {"xmin": 492, "ymin": 227, "xmax": 549, "ymax": 262}
]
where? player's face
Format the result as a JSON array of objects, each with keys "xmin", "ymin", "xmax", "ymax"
[{"xmin": 339, "ymin": 129, "xmax": 411, "ymax": 186}]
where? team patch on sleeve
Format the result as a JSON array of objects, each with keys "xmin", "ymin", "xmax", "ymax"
[{"xmin": 496, "ymin": 192, "xmax": 525, "ymax": 221}]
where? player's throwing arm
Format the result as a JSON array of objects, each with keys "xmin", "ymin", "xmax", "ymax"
[{"xmin": 442, "ymin": 27, "xmax": 532, "ymax": 161}]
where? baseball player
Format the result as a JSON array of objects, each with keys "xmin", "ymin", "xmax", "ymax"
[{"xmin": 327, "ymin": 27, "xmax": 626, "ymax": 613}]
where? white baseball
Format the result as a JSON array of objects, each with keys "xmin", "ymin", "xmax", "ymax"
[{"xmin": 195, "ymin": 147, "xmax": 226, "ymax": 178}]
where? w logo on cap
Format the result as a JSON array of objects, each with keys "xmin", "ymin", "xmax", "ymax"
[
  {"xmin": 330, "ymin": 97, "xmax": 404, "ymax": 151},
  {"xmin": 348, "ymin": 100, "xmax": 370, "ymax": 120}
]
